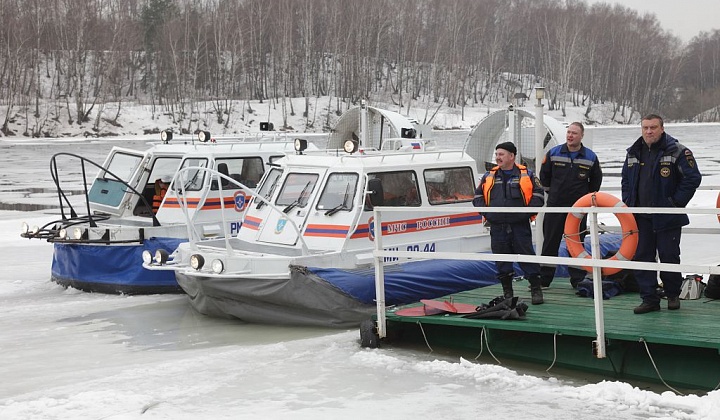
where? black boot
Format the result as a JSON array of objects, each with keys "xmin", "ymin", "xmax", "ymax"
[
  {"xmin": 540, "ymin": 265, "xmax": 555, "ymax": 288},
  {"xmin": 499, "ymin": 274, "xmax": 514, "ymax": 299},
  {"xmin": 528, "ymin": 274, "xmax": 544, "ymax": 305}
]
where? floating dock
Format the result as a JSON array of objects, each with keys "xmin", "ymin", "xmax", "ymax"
[{"xmin": 379, "ymin": 282, "xmax": 720, "ymax": 393}]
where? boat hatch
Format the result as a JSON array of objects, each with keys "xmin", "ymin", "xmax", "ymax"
[{"xmin": 88, "ymin": 150, "xmax": 144, "ymax": 212}]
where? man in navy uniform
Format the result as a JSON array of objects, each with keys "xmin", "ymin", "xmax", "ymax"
[
  {"xmin": 539, "ymin": 122, "xmax": 603, "ymax": 288},
  {"xmin": 621, "ymin": 114, "xmax": 701, "ymax": 314}
]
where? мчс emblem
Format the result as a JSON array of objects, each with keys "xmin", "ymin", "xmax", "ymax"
[
  {"xmin": 275, "ymin": 218, "xmax": 287, "ymax": 234},
  {"xmin": 660, "ymin": 167, "xmax": 671, "ymax": 177}
]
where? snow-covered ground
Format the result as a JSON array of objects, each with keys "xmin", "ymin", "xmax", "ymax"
[
  {"xmin": 0, "ymin": 95, "xmax": 631, "ymax": 140},
  {"xmin": 2, "ymin": 119, "xmax": 720, "ymax": 419}
]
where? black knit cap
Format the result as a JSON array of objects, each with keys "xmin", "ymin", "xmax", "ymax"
[{"xmin": 495, "ymin": 141, "xmax": 517, "ymax": 155}]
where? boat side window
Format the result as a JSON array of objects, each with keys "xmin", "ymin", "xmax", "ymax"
[
  {"xmin": 276, "ymin": 173, "xmax": 319, "ymax": 208},
  {"xmin": 174, "ymin": 157, "xmax": 209, "ymax": 192},
  {"xmin": 214, "ymin": 157, "xmax": 265, "ymax": 190},
  {"xmin": 316, "ymin": 173, "xmax": 358, "ymax": 212},
  {"xmin": 368, "ymin": 170, "xmax": 420, "ymax": 207},
  {"xmin": 424, "ymin": 167, "xmax": 475, "ymax": 205}
]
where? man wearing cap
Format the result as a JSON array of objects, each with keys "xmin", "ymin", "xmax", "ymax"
[
  {"xmin": 539, "ymin": 122, "xmax": 603, "ymax": 288},
  {"xmin": 474, "ymin": 142, "xmax": 546, "ymax": 304}
]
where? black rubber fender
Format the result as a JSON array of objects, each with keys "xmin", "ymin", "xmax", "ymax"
[{"xmin": 359, "ymin": 319, "xmax": 380, "ymax": 348}]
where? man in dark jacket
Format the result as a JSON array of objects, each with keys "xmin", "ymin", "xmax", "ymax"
[
  {"xmin": 474, "ymin": 142, "xmax": 546, "ymax": 304},
  {"xmin": 539, "ymin": 122, "xmax": 603, "ymax": 288},
  {"xmin": 621, "ymin": 114, "xmax": 702, "ymax": 314}
]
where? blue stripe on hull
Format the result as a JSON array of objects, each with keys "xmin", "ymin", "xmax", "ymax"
[{"xmin": 51, "ymin": 237, "xmax": 185, "ymax": 294}]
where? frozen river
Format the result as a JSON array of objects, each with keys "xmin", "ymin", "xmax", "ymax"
[{"xmin": 1, "ymin": 126, "xmax": 720, "ymax": 419}]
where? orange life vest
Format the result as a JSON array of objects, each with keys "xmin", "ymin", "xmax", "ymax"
[
  {"xmin": 152, "ymin": 180, "xmax": 168, "ymax": 214},
  {"xmin": 481, "ymin": 164, "xmax": 534, "ymax": 208}
]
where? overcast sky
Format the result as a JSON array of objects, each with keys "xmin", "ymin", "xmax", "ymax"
[{"xmin": 587, "ymin": 0, "xmax": 720, "ymax": 42}]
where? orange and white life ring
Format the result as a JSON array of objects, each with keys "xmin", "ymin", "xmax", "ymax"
[
  {"xmin": 716, "ymin": 191, "xmax": 720, "ymax": 223},
  {"xmin": 563, "ymin": 192, "xmax": 638, "ymax": 276}
]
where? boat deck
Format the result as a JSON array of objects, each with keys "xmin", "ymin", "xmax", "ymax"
[{"xmin": 381, "ymin": 281, "xmax": 720, "ymax": 392}]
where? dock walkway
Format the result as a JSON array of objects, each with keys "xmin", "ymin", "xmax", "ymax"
[{"xmin": 382, "ymin": 282, "xmax": 720, "ymax": 392}]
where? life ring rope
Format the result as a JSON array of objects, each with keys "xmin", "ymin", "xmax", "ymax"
[{"xmin": 563, "ymin": 192, "xmax": 639, "ymax": 276}]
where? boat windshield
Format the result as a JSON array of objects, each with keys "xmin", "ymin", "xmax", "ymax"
[
  {"xmin": 276, "ymin": 173, "xmax": 319, "ymax": 208},
  {"xmin": 316, "ymin": 172, "xmax": 358, "ymax": 213},
  {"xmin": 175, "ymin": 158, "xmax": 209, "ymax": 191},
  {"xmin": 103, "ymin": 151, "xmax": 143, "ymax": 181},
  {"xmin": 255, "ymin": 167, "xmax": 283, "ymax": 209}
]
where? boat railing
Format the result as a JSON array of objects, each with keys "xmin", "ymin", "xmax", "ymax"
[
  {"xmin": 21, "ymin": 152, "xmax": 160, "ymax": 241},
  {"xmin": 171, "ymin": 166, "xmax": 312, "ymax": 255},
  {"xmin": 298, "ymin": 148, "xmax": 467, "ymax": 164},
  {"xmin": 370, "ymin": 203, "xmax": 720, "ymax": 358}
]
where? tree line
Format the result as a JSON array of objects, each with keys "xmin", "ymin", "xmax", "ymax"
[{"xmin": 1, "ymin": 0, "xmax": 719, "ymax": 136}]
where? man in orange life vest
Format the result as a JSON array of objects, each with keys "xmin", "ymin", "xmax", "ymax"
[{"xmin": 474, "ymin": 142, "xmax": 546, "ymax": 304}]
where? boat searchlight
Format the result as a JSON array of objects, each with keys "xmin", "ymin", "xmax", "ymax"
[
  {"xmin": 154, "ymin": 249, "xmax": 169, "ymax": 264},
  {"xmin": 197, "ymin": 131, "xmax": 212, "ymax": 143},
  {"xmin": 211, "ymin": 259, "xmax": 225, "ymax": 274},
  {"xmin": 294, "ymin": 138, "xmax": 308, "ymax": 154},
  {"xmin": 73, "ymin": 227, "xmax": 86, "ymax": 240},
  {"xmin": 190, "ymin": 254, "xmax": 205, "ymax": 270},
  {"xmin": 160, "ymin": 130, "xmax": 173, "ymax": 144},
  {"xmin": 343, "ymin": 140, "xmax": 359, "ymax": 154},
  {"xmin": 20, "ymin": 222, "xmax": 39, "ymax": 236},
  {"xmin": 142, "ymin": 249, "xmax": 169, "ymax": 265}
]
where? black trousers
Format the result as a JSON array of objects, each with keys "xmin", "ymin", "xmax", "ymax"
[
  {"xmin": 490, "ymin": 221, "xmax": 540, "ymax": 279},
  {"xmin": 540, "ymin": 211, "xmax": 587, "ymax": 285},
  {"xmin": 634, "ymin": 215, "xmax": 682, "ymax": 304}
]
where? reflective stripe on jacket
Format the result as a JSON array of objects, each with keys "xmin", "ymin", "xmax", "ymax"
[
  {"xmin": 539, "ymin": 143, "xmax": 602, "ymax": 206},
  {"xmin": 621, "ymin": 133, "xmax": 702, "ymax": 231}
]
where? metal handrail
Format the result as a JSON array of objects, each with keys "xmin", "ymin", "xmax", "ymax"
[{"xmin": 169, "ymin": 166, "xmax": 312, "ymax": 256}]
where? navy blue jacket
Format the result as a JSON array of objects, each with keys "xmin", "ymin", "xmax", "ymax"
[
  {"xmin": 621, "ymin": 133, "xmax": 701, "ymax": 231},
  {"xmin": 540, "ymin": 143, "xmax": 602, "ymax": 206}
]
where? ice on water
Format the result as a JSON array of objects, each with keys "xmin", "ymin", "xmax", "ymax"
[{"xmin": 2, "ymin": 125, "xmax": 720, "ymax": 419}]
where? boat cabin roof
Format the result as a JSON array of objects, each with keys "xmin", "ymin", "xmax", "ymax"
[{"xmin": 276, "ymin": 139, "xmax": 472, "ymax": 172}]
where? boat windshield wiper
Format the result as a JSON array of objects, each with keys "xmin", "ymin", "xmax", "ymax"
[
  {"xmin": 283, "ymin": 181, "xmax": 311, "ymax": 213},
  {"xmin": 324, "ymin": 183, "xmax": 352, "ymax": 216},
  {"xmin": 182, "ymin": 169, "xmax": 201, "ymax": 191},
  {"xmin": 256, "ymin": 180, "xmax": 278, "ymax": 210}
]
